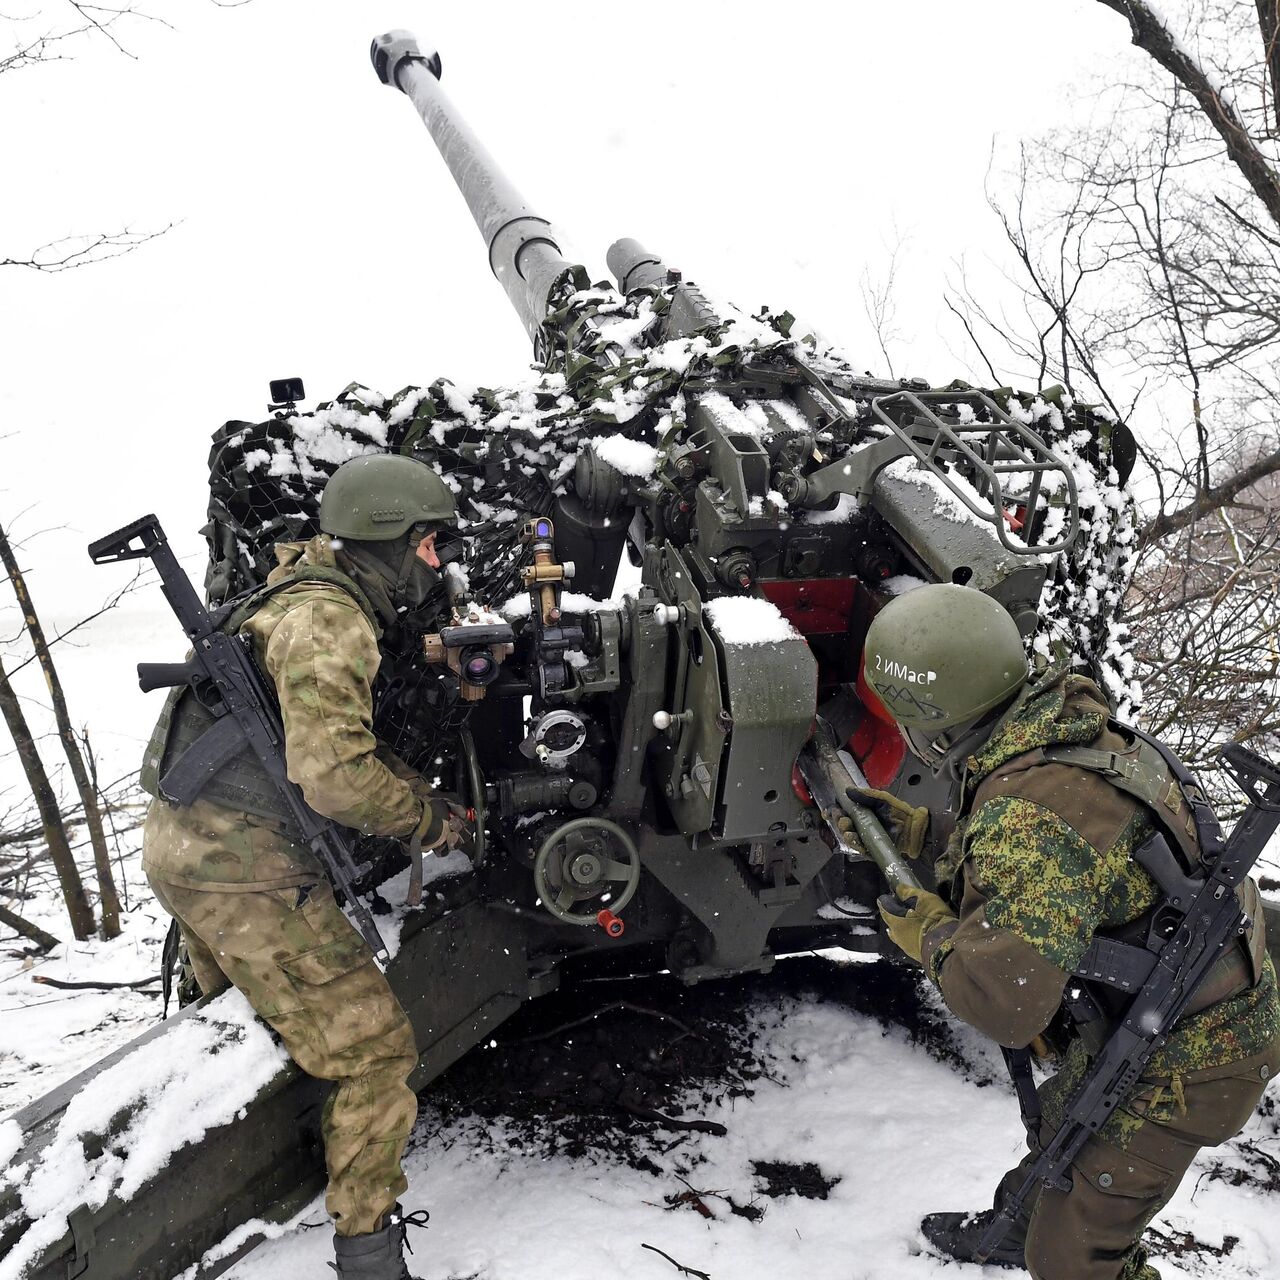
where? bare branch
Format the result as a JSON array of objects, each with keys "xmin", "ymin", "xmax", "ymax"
[
  {"xmin": 3, "ymin": 565, "xmax": 145, "ymax": 679},
  {"xmin": 1, "ymin": 225, "xmax": 176, "ymax": 273},
  {"xmin": 1142, "ymin": 445, "xmax": 1280, "ymax": 542},
  {"xmin": 860, "ymin": 232, "xmax": 906, "ymax": 379},
  {"xmin": 1096, "ymin": 0, "xmax": 1280, "ymax": 227}
]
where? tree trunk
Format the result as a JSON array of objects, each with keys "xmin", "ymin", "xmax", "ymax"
[
  {"xmin": 0, "ymin": 521, "xmax": 120, "ymax": 937},
  {"xmin": 1098, "ymin": 0, "xmax": 1280, "ymax": 229},
  {"xmin": 0, "ymin": 655, "xmax": 95, "ymax": 939},
  {"xmin": 1258, "ymin": 0, "xmax": 1280, "ymax": 132},
  {"xmin": 0, "ymin": 902, "xmax": 60, "ymax": 952}
]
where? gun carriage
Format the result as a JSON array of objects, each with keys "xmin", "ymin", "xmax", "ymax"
[{"xmin": 8, "ymin": 29, "xmax": 1261, "ymax": 1280}]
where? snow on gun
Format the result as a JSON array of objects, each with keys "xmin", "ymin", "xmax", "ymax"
[{"xmin": 0, "ymin": 25, "xmax": 1228, "ymax": 1280}]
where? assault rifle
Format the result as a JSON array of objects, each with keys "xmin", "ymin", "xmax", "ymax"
[
  {"xmin": 976, "ymin": 740, "xmax": 1280, "ymax": 1261},
  {"xmin": 88, "ymin": 514, "xmax": 390, "ymax": 963}
]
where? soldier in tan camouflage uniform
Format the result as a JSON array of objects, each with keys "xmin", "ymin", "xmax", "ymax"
[
  {"xmin": 864, "ymin": 584, "xmax": 1279, "ymax": 1280},
  {"xmin": 141, "ymin": 454, "xmax": 467, "ymax": 1280}
]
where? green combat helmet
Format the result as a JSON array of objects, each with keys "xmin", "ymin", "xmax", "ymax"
[
  {"xmin": 319, "ymin": 453, "xmax": 457, "ymax": 541},
  {"xmin": 862, "ymin": 583, "xmax": 1029, "ymax": 772}
]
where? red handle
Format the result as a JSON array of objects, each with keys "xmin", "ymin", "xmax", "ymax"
[{"xmin": 597, "ymin": 909, "xmax": 624, "ymax": 938}]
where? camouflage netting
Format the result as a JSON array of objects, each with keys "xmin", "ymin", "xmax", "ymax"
[
  {"xmin": 204, "ymin": 279, "xmax": 1140, "ymax": 709},
  {"xmin": 204, "ymin": 283, "xmax": 832, "ymax": 607},
  {"xmin": 1005, "ymin": 392, "xmax": 1142, "ymax": 716}
]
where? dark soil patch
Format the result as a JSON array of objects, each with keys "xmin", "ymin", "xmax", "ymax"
[
  {"xmin": 416, "ymin": 955, "xmax": 984, "ymax": 1175},
  {"xmin": 1193, "ymin": 1090, "xmax": 1280, "ymax": 1195},
  {"xmin": 1144, "ymin": 1226, "xmax": 1240, "ymax": 1261},
  {"xmin": 750, "ymin": 1159, "xmax": 841, "ymax": 1200}
]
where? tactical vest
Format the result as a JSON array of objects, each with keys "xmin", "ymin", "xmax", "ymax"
[
  {"xmin": 970, "ymin": 718, "xmax": 1268, "ymax": 1038},
  {"xmin": 140, "ymin": 563, "xmax": 381, "ymax": 835}
]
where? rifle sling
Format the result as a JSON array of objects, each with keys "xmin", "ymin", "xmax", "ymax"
[{"xmin": 1002, "ymin": 1045, "xmax": 1042, "ymax": 1142}]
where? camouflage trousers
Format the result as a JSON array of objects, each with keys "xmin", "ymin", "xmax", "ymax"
[
  {"xmin": 995, "ymin": 1037, "xmax": 1279, "ymax": 1280},
  {"xmin": 147, "ymin": 871, "xmax": 419, "ymax": 1237}
]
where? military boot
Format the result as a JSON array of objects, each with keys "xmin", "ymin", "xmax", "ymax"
[
  {"xmin": 332, "ymin": 1205, "xmax": 429, "ymax": 1279},
  {"xmin": 920, "ymin": 1208, "xmax": 1027, "ymax": 1270}
]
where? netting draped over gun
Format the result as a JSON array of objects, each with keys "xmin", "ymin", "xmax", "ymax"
[
  {"xmin": 974, "ymin": 740, "xmax": 1280, "ymax": 1263},
  {"xmin": 87, "ymin": 514, "xmax": 391, "ymax": 963}
]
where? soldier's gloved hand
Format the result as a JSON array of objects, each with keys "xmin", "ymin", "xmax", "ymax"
[
  {"xmin": 410, "ymin": 795, "xmax": 470, "ymax": 853},
  {"xmin": 848, "ymin": 785, "xmax": 930, "ymax": 860},
  {"xmin": 404, "ymin": 794, "xmax": 473, "ymax": 908},
  {"xmin": 877, "ymin": 886, "xmax": 957, "ymax": 965}
]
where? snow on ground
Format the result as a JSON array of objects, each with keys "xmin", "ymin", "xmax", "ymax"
[
  {"xmin": 0, "ymin": 853, "xmax": 167, "ymax": 1117},
  {"xmin": 0, "ymin": 596, "xmax": 175, "ymax": 1116},
  {"xmin": 213, "ymin": 964, "xmax": 1280, "ymax": 1280},
  {"xmin": 4, "ymin": 848, "xmax": 1280, "ymax": 1279}
]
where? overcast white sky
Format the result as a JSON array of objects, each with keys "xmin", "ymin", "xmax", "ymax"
[{"xmin": 0, "ymin": 0, "xmax": 1146, "ymax": 782}]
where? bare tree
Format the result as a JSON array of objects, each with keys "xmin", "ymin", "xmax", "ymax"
[
  {"xmin": 860, "ymin": 233, "xmax": 908, "ymax": 379},
  {"xmin": 0, "ymin": 656, "xmax": 94, "ymax": 938},
  {"xmin": 946, "ymin": 0, "xmax": 1280, "ymax": 794},
  {"xmin": 0, "ymin": 0, "xmax": 254, "ymax": 952},
  {"xmin": 0, "ymin": 521, "xmax": 121, "ymax": 937}
]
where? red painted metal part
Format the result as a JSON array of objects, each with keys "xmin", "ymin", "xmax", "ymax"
[
  {"xmin": 847, "ymin": 711, "xmax": 906, "ymax": 789},
  {"xmin": 854, "ymin": 664, "xmax": 893, "ymax": 725},
  {"xmin": 759, "ymin": 577, "xmax": 858, "ymax": 635}
]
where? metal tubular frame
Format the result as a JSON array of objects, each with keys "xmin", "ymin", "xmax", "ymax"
[{"xmin": 870, "ymin": 389, "xmax": 1080, "ymax": 555}]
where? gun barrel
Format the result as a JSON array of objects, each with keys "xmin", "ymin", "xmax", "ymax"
[
  {"xmin": 371, "ymin": 30, "xmax": 576, "ymax": 344},
  {"xmin": 607, "ymin": 236, "xmax": 723, "ymax": 337},
  {"xmin": 607, "ymin": 238, "xmax": 669, "ymax": 294}
]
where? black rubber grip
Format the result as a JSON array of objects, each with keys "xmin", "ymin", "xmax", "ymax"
[{"xmin": 137, "ymin": 661, "xmax": 196, "ymax": 693}]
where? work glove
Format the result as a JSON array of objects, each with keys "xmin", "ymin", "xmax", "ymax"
[
  {"xmin": 877, "ymin": 885, "xmax": 957, "ymax": 966},
  {"xmin": 848, "ymin": 785, "xmax": 930, "ymax": 861},
  {"xmin": 410, "ymin": 796, "xmax": 465, "ymax": 851},
  {"xmin": 405, "ymin": 787, "xmax": 475, "ymax": 906},
  {"xmin": 400, "ymin": 773, "xmax": 466, "ymax": 846}
]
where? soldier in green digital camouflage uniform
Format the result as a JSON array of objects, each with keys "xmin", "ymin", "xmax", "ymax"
[
  {"xmin": 141, "ymin": 454, "xmax": 467, "ymax": 1280},
  {"xmin": 865, "ymin": 584, "xmax": 1279, "ymax": 1280}
]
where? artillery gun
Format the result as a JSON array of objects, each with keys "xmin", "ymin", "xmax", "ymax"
[{"xmin": 5, "ymin": 28, "xmax": 1265, "ymax": 1280}]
